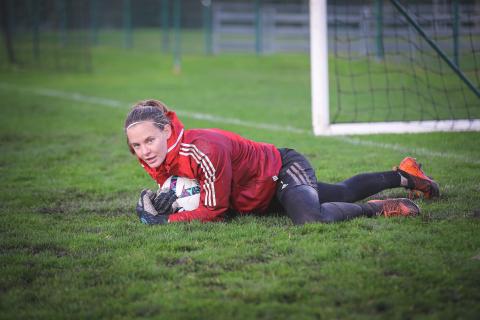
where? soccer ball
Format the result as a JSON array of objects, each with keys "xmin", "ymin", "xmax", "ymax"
[{"xmin": 161, "ymin": 176, "xmax": 201, "ymax": 212}]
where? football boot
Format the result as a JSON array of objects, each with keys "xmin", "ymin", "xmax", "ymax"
[
  {"xmin": 367, "ymin": 198, "xmax": 420, "ymax": 217},
  {"xmin": 394, "ymin": 157, "xmax": 440, "ymax": 199}
]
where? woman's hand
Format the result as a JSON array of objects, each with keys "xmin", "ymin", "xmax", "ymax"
[
  {"xmin": 136, "ymin": 189, "xmax": 176, "ymax": 225},
  {"xmin": 153, "ymin": 189, "xmax": 177, "ymax": 215}
]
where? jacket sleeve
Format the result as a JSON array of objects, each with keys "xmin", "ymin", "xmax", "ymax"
[{"xmin": 167, "ymin": 141, "xmax": 232, "ymax": 223}]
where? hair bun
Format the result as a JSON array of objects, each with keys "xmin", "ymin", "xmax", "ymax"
[{"xmin": 137, "ymin": 99, "xmax": 169, "ymax": 113}]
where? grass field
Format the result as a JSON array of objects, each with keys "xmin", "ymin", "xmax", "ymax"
[{"xmin": 1, "ymin": 48, "xmax": 480, "ymax": 319}]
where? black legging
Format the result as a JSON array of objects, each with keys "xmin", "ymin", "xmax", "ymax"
[
  {"xmin": 316, "ymin": 171, "xmax": 401, "ymax": 203},
  {"xmin": 274, "ymin": 148, "xmax": 405, "ymax": 225},
  {"xmin": 277, "ymin": 171, "xmax": 402, "ymax": 225}
]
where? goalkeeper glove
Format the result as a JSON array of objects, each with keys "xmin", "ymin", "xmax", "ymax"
[
  {"xmin": 136, "ymin": 189, "xmax": 175, "ymax": 225},
  {"xmin": 139, "ymin": 212, "xmax": 169, "ymax": 225},
  {"xmin": 152, "ymin": 189, "xmax": 177, "ymax": 215}
]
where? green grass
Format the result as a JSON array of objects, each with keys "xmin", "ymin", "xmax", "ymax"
[{"xmin": 1, "ymin": 48, "xmax": 480, "ymax": 319}]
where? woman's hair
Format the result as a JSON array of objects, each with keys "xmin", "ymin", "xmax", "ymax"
[{"xmin": 124, "ymin": 99, "xmax": 171, "ymax": 153}]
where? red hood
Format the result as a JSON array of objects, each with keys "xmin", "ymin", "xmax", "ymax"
[{"xmin": 138, "ymin": 111, "xmax": 185, "ymax": 182}]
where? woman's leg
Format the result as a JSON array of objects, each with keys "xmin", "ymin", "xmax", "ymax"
[
  {"xmin": 317, "ymin": 171, "xmax": 405, "ymax": 203},
  {"xmin": 317, "ymin": 157, "xmax": 440, "ymax": 203},
  {"xmin": 275, "ymin": 149, "xmax": 419, "ymax": 225},
  {"xmin": 275, "ymin": 148, "xmax": 378, "ymax": 224},
  {"xmin": 278, "ymin": 184, "xmax": 378, "ymax": 225}
]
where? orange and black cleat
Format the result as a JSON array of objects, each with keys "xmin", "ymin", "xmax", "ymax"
[
  {"xmin": 368, "ymin": 198, "xmax": 420, "ymax": 217},
  {"xmin": 394, "ymin": 157, "xmax": 440, "ymax": 199}
]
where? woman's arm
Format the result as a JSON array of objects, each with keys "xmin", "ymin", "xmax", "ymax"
[{"xmin": 168, "ymin": 142, "xmax": 232, "ymax": 222}]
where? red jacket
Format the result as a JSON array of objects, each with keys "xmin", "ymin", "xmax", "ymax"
[{"xmin": 138, "ymin": 111, "xmax": 282, "ymax": 222}]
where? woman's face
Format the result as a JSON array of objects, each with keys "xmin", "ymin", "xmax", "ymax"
[{"xmin": 126, "ymin": 121, "xmax": 172, "ymax": 168}]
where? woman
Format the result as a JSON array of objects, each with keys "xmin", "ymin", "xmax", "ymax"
[{"xmin": 125, "ymin": 99, "xmax": 439, "ymax": 225}]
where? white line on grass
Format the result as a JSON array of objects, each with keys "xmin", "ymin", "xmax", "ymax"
[
  {"xmin": 176, "ymin": 111, "xmax": 308, "ymax": 134},
  {"xmin": 335, "ymin": 136, "xmax": 480, "ymax": 165},
  {"xmin": 0, "ymin": 82, "xmax": 308, "ymax": 134},
  {"xmin": 0, "ymin": 82, "xmax": 124, "ymax": 108},
  {"xmin": 1, "ymin": 82, "xmax": 478, "ymax": 165}
]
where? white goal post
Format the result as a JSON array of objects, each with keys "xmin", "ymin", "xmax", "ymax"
[{"xmin": 309, "ymin": 0, "xmax": 480, "ymax": 136}]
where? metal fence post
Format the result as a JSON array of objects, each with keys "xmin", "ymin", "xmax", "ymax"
[
  {"xmin": 375, "ymin": 0, "xmax": 384, "ymax": 59},
  {"xmin": 7, "ymin": 0, "xmax": 15, "ymax": 36},
  {"xmin": 202, "ymin": 0, "xmax": 213, "ymax": 55},
  {"xmin": 1, "ymin": 0, "xmax": 16, "ymax": 64},
  {"xmin": 255, "ymin": 0, "xmax": 263, "ymax": 55},
  {"xmin": 123, "ymin": 0, "xmax": 132, "ymax": 49},
  {"xmin": 90, "ymin": 0, "xmax": 99, "ymax": 45},
  {"xmin": 173, "ymin": 0, "xmax": 181, "ymax": 73},
  {"xmin": 452, "ymin": 0, "xmax": 459, "ymax": 67},
  {"xmin": 29, "ymin": 0, "xmax": 40, "ymax": 60},
  {"xmin": 212, "ymin": 2, "xmax": 219, "ymax": 54},
  {"xmin": 161, "ymin": 0, "xmax": 169, "ymax": 53},
  {"xmin": 57, "ymin": 0, "xmax": 67, "ymax": 47}
]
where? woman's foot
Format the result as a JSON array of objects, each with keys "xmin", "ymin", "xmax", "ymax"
[
  {"xmin": 368, "ymin": 198, "xmax": 420, "ymax": 217},
  {"xmin": 394, "ymin": 157, "xmax": 440, "ymax": 199}
]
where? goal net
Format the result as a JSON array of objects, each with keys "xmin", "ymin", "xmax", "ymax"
[{"xmin": 310, "ymin": 0, "xmax": 480, "ymax": 135}]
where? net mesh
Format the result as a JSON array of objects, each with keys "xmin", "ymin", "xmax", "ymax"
[{"xmin": 329, "ymin": 0, "xmax": 480, "ymax": 124}]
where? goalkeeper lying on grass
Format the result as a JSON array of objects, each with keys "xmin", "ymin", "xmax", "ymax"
[{"xmin": 124, "ymin": 99, "xmax": 439, "ymax": 225}]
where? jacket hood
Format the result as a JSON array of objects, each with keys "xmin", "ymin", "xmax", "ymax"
[{"xmin": 138, "ymin": 110, "xmax": 185, "ymax": 181}]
